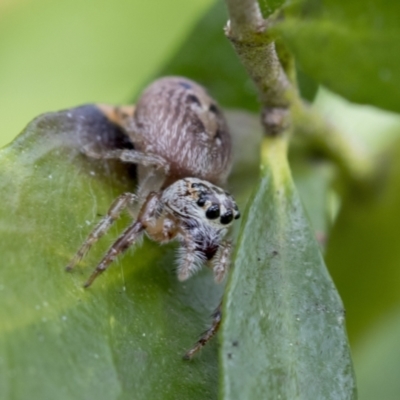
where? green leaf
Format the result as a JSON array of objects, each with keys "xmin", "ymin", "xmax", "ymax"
[
  {"xmin": 326, "ymin": 135, "xmax": 400, "ymax": 344},
  {"xmin": 0, "ymin": 106, "xmax": 225, "ymax": 400},
  {"xmin": 291, "ymin": 157, "xmax": 336, "ymax": 246},
  {"xmin": 220, "ymin": 138, "xmax": 356, "ymax": 399},
  {"xmin": 275, "ymin": 0, "xmax": 400, "ymax": 112},
  {"xmin": 258, "ymin": 0, "xmax": 286, "ymax": 18},
  {"xmin": 295, "ymin": 66, "xmax": 319, "ymax": 103}
]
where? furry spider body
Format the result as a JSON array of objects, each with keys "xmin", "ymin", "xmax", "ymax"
[{"xmin": 126, "ymin": 76, "xmax": 232, "ymax": 185}]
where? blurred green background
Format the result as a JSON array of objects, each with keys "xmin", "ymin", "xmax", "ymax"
[
  {"xmin": 2, "ymin": 0, "xmax": 400, "ymax": 399},
  {"xmin": 0, "ymin": 0, "xmax": 213, "ymax": 147}
]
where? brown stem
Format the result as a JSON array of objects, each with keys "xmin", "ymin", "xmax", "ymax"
[{"xmin": 224, "ymin": 0, "xmax": 293, "ymax": 135}]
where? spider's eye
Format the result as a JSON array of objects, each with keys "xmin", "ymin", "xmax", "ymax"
[
  {"xmin": 233, "ymin": 204, "xmax": 240, "ymax": 219},
  {"xmin": 197, "ymin": 196, "xmax": 206, "ymax": 207},
  {"xmin": 209, "ymin": 104, "xmax": 219, "ymax": 114},
  {"xmin": 179, "ymin": 81, "xmax": 192, "ymax": 89},
  {"xmin": 220, "ymin": 211, "xmax": 233, "ymax": 225},
  {"xmin": 191, "ymin": 182, "xmax": 207, "ymax": 190},
  {"xmin": 205, "ymin": 204, "xmax": 220, "ymax": 220}
]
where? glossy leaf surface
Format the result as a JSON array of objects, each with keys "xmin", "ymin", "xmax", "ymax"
[{"xmin": 220, "ymin": 138, "xmax": 356, "ymax": 399}]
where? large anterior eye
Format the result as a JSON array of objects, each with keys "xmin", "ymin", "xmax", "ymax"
[
  {"xmin": 205, "ymin": 204, "xmax": 220, "ymax": 219},
  {"xmin": 220, "ymin": 210, "xmax": 233, "ymax": 225}
]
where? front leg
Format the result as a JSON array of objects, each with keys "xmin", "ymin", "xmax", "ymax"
[
  {"xmin": 66, "ymin": 192, "xmax": 137, "ymax": 271},
  {"xmin": 184, "ymin": 302, "xmax": 222, "ymax": 360},
  {"xmin": 83, "ymin": 221, "xmax": 144, "ymax": 287},
  {"xmin": 83, "ymin": 192, "xmax": 162, "ymax": 287}
]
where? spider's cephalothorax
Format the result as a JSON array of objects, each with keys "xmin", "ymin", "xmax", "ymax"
[
  {"xmin": 158, "ymin": 178, "xmax": 240, "ymax": 282},
  {"xmin": 68, "ymin": 77, "xmax": 239, "ymax": 359}
]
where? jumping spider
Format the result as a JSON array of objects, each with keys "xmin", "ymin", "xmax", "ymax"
[{"xmin": 66, "ymin": 77, "xmax": 240, "ymax": 359}]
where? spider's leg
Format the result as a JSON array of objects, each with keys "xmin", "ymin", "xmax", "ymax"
[
  {"xmin": 136, "ymin": 169, "xmax": 166, "ymax": 205},
  {"xmin": 83, "ymin": 221, "xmax": 144, "ymax": 288},
  {"xmin": 82, "ymin": 146, "xmax": 170, "ymax": 174},
  {"xmin": 66, "ymin": 192, "xmax": 137, "ymax": 271},
  {"xmin": 83, "ymin": 191, "xmax": 161, "ymax": 287},
  {"xmin": 212, "ymin": 240, "xmax": 232, "ymax": 284},
  {"xmin": 183, "ymin": 302, "xmax": 222, "ymax": 360}
]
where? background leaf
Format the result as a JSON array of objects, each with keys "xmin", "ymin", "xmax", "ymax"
[
  {"xmin": 274, "ymin": 0, "xmax": 400, "ymax": 112},
  {"xmin": 0, "ymin": 0, "xmax": 213, "ymax": 147},
  {"xmin": 312, "ymin": 90, "xmax": 400, "ymax": 399},
  {"xmin": 159, "ymin": 1, "xmax": 259, "ymax": 111},
  {"xmin": 353, "ymin": 306, "xmax": 400, "ymax": 400},
  {"xmin": 258, "ymin": 0, "xmax": 286, "ymax": 18},
  {"xmin": 326, "ymin": 135, "xmax": 400, "ymax": 343}
]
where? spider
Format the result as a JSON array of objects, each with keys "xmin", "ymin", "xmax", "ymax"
[{"xmin": 66, "ymin": 77, "xmax": 240, "ymax": 359}]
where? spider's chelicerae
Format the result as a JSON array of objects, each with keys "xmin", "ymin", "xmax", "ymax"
[{"xmin": 66, "ymin": 77, "xmax": 240, "ymax": 359}]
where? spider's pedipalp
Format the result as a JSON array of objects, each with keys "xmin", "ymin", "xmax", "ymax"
[
  {"xmin": 212, "ymin": 240, "xmax": 232, "ymax": 284},
  {"xmin": 176, "ymin": 233, "xmax": 206, "ymax": 282}
]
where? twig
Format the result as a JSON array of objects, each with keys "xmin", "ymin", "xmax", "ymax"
[
  {"xmin": 224, "ymin": 0, "xmax": 294, "ymax": 136},
  {"xmin": 224, "ymin": 0, "xmax": 264, "ymax": 37},
  {"xmin": 223, "ymin": 0, "xmax": 373, "ymax": 182}
]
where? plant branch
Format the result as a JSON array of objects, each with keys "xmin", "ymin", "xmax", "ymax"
[
  {"xmin": 223, "ymin": 0, "xmax": 374, "ymax": 182},
  {"xmin": 224, "ymin": 0, "xmax": 293, "ymax": 136},
  {"xmin": 224, "ymin": 0, "xmax": 264, "ymax": 37}
]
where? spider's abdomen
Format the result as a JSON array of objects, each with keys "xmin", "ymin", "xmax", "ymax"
[{"xmin": 127, "ymin": 77, "xmax": 232, "ymax": 185}]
